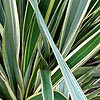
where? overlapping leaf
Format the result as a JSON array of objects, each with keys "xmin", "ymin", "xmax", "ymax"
[{"xmin": 2, "ymin": 0, "xmax": 24, "ymax": 97}]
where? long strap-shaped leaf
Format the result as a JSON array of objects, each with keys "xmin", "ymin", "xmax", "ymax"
[
  {"xmin": 29, "ymin": 0, "xmax": 87, "ymax": 100},
  {"xmin": 2, "ymin": 0, "xmax": 24, "ymax": 96},
  {"xmin": 59, "ymin": 0, "xmax": 91, "ymax": 58},
  {"xmin": 40, "ymin": 70, "xmax": 54, "ymax": 100}
]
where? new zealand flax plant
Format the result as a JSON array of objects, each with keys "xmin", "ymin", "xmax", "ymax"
[{"xmin": 0, "ymin": 0, "xmax": 100, "ymax": 100}]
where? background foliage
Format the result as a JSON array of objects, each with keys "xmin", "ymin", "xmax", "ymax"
[{"xmin": 0, "ymin": 0, "xmax": 100, "ymax": 100}]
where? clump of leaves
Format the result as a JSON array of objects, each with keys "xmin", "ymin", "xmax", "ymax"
[{"xmin": 0, "ymin": 0, "xmax": 100, "ymax": 100}]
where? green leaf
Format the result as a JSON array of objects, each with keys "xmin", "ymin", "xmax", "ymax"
[
  {"xmin": 54, "ymin": 91, "xmax": 68, "ymax": 100},
  {"xmin": 74, "ymin": 67, "xmax": 93, "ymax": 78},
  {"xmin": 34, "ymin": 69, "xmax": 41, "ymax": 92},
  {"xmin": 26, "ymin": 92, "xmax": 42, "ymax": 100},
  {"xmin": 67, "ymin": 31, "xmax": 100, "ymax": 71},
  {"xmin": 40, "ymin": 70, "xmax": 54, "ymax": 100},
  {"xmin": 29, "ymin": 0, "xmax": 87, "ymax": 99},
  {"xmin": 77, "ymin": 65, "xmax": 100, "ymax": 86},
  {"xmin": 2, "ymin": 0, "xmax": 24, "ymax": 96},
  {"xmin": 38, "ymin": 43, "xmax": 49, "ymax": 69},
  {"xmin": 86, "ymin": 88, "xmax": 100, "ymax": 99},
  {"xmin": 0, "ymin": 64, "xmax": 7, "ymax": 78},
  {"xmin": 22, "ymin": 1, "xmax": 34, "ymax": 43},
  {"xmin": 0, "ymin": 71, "xmax": 17, "ymax": 100},
  {"xmin": 44, "ymin": 0, "xmax": 55, "ymax": 23},
  {"xmin": 25, "ymin": 52, "xmax": 40, "ymax": 98},
  {"xmin": 16, "ymin": 0, "xmax": 27, "ymax": 34},
  {"xmin": 0, "ymin": 0, "xmax": 4, "ymax": 26},
  {"xmin": 59, "ymin": 0, "xmax": 91, "ymax": 58},
  {"xmin": 91, "ymin": 95, "xmax": 100, "ymax": 100},
  {"xmin": 72, "ymin": 23, "xmax": 100, "ymax": 51},
  {"xmin": 26, "ymin": 91, "xmax": 67, "ymax": 100},
  {"xmin": 17, "ymin": 85, "xmax": 23, "ymax": 100},
  {"xmin": 76, "ymin": 8, "xmax": 100, "ymax": 43},
  {"xmin": 87, "ymin": 0, "xmax": 100, "ymax": 15},
  {"xmin": 48, "ymin": 0, "xmax": 67, "ymax": 38},
  {"xmin": 23, "ymin": 16, "xmax": 40, "ymax": 75}
]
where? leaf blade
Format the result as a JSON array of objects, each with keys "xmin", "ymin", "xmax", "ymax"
[
  {"xmin": 41, "ymin": 70, "xmax": 54, "ymax": 100},
  {"xmin": 2, "ymin": 0, "xmax": 24, "ymax": 96}
]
